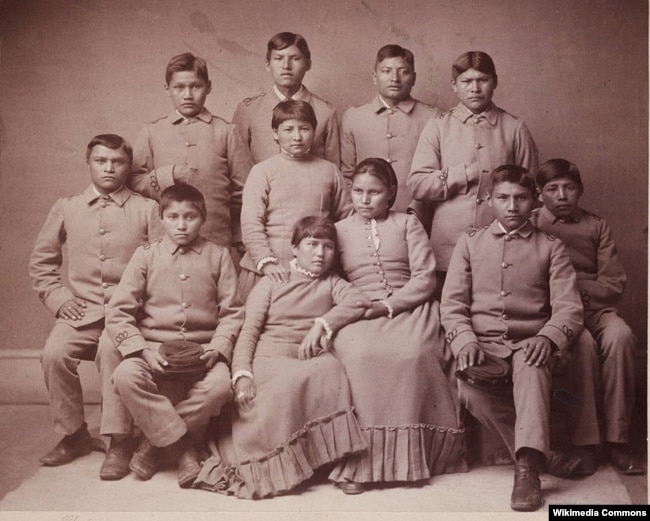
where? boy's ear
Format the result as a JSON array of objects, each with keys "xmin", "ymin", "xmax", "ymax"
[
  {"xmin": 272, "ymin": 129, "xmax": 279, "ymax": 144},
  {"xmin": 164, "ymin": 83, "xmax": 171, "ymax": 97},
  {"xmin": 451, "ymin": 79, "xmax": 458, "ymax": 94},
  {"xmin": 291, "ymin": 244, "xmax": 298, "ymax": 257},
  {"xmin": 487, "ymin": 193, "xmax": 493, "ymax": 207},
  {"xmin": 372, "ymin": 70, "xmax": 378, "ymax": 86}
]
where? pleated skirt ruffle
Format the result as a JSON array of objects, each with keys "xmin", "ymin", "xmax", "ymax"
[
  {"xmin": 195, "ymin": 408, "xmax": 366, "ymax": 498},
  {"xmin": 329, "ymin": 299, "xmax": 468, "ymax": 483},
  {"xmin": 194, "ymin": 352, "xmax": 366, "ymax": 499},
  {"xmin": 328, "ymin": 423, "xmax": 466, "ymax": 483}
]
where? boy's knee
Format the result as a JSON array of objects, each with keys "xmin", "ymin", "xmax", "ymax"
[
  {"xmin": 96, "ymin": 335, "xmax": 122, "ymax": 369},
  {"xmin": 42, "ymin": 337, "xmax": 76, "ymax": 369},
  {"xmin": 111, "ymin": 359, "xmax": 144, "ymax": 394},
  {"xmin": 201, "ymin": 362, "xmax": 232, "ymax": 399}
]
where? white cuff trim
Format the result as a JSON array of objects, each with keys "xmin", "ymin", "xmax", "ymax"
[
  {"xmin": 231, "ymin": 369, "xmax": 254, "ymax": 390},
  {"xmin": 256, "ymin": 256, "xmax": 278, "ymax": 272},
  {"xmin": 315, "ymin": 317, "xmax": 333, "ymax": 340},
  {"xmin": 381, "ymin": 300, "xmax": 394, "ymax": 319}
]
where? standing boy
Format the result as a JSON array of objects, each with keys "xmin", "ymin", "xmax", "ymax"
[
  {"xmin": 106, "ymin": 184, "xmax": 243, "ymax": 488},
  {"xmin": 340, "ymin": 44, "xmax": 439, "ymax": 213},
  {"xmin": 232, "ymin": 32, "xmax": 340, "ymax": 166},
  {"xmin": 440, "ymin": 165, "xmax": 586, "ymax": 511},
  {"xmin": 130, "ymin": 52, "xmax": 252, "ymax": 255},
  {"xmin": 532, "ymin": 158, "xmax": 643, "ymax": 475},
  {"xmin": 29, "ymin": 134, "xmax": 161, "ymax": 468},
  {"xmin": 408, "ymin": 51, "xmax": 538, "ymax": 288}
]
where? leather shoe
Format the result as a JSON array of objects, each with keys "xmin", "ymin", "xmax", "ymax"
[
  {"xmin": 573, "ymin": 445, "xmax": 598, "ymax": 477},
  {"xmin": 338, "ymin": 480, "xmax": 365, "ymax": 495},
  {"xmin": 100, "ymin": 437, "xmax": 135, "ymax": 480},
  {"xmin": 129, "ymin": 439, "xmax": 161, "ymax": 481},
  {"xmin": 177, "ymin": 446, "xmax": 201, "ymax": 489},
  {"xmin": 510, "ymin": 453, "xmax": 543, "ymax": 511},
  {"xmin": 546, "ymin": 450, "xmax": 582, "ymax": 478},
  {"xmin": 609, "ymin": 445, "xmax": 645, "ymax": 475},
  {"xmin": 40, "ymin": 424, "xmax": 93, "ymax": 466}
]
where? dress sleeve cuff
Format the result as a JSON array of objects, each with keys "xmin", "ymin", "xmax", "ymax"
[
  {"xmin": 381, "ymin": 300, "xmax": 394, "ymax": 319},
  {"xmin": 256, "ymin": 256, "xmax": 278, "ymax": 273},
  {"xmin": 315, "ymin": 317, "xmax": 333, "ymax": 340},
  {"xmin": 231, "ymin": 369, "xmax": 254, "ymax": 390}
]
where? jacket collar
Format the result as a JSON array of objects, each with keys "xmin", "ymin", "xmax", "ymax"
[
  {"xmin": 490, "ymin": 219, "xmax": 534, "ymax": 238},
  {"xmin": 453, "ymin": 102, "xmax": 499, "ymax": 126},
  {"xmin": 273, "ymin": 84, "xmax": 308, "ymax": 102},
  {"xmin": 86, "ymin": 184, "xmax": 131, "ymax": 207},
  {"xmin": 162, "ymin": 234, "xmax": 205, "ymax": 255},
  {"xmin": 372, "ymin": 94, "xmax": 416, "ymax": 114},
  {"xmin": 169, "ymin": 108, "xmax": 213, "ymax": 125},
  {"xmin": 538, "ymin": 205, "xmax": 582, "ymax": 224}
]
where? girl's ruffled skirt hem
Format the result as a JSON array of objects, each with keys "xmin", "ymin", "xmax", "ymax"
[
  {"xmin": 328, "ymin": 423, "xmax": 467, "ymax": 484},
  {"xmin": 194, "ymin": 408, "xmax": 366, "ymax": 499}
]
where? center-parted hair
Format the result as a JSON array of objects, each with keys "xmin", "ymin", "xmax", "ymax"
[
  {"xmin": 291, "ymin": 216, "xmax": 338, "ymax": 248},
  {"xmin": 452, "ymin": 51, "xmax": 498, "ymax": 84},
  {"xmin": 85, "ymin": 134, "xmax": 133, "ymax": 165},
  {"xmin": 272, "ymin": 99, "xmax": 318, "ymax": 130},
  {"xmin": 352, "ymin": 157, "xmax": 399, "ymax": 209},
  {"xmin": 266, "ymin": 32, "xmax": 311, "ymax": 62},
  {"xmin": 489, "ymin": 164, "xmax": 537, "ymax": 197},
  {"xmin": 159, "ymin": 184, "xmax": 207, "ymax": 222},
  {"xmin": 165, "ymin": 52, "xmax": 209, "ymax": 85},
  {"xmin": 536, "ymin": 158, "xmax": 584, "ymax": 190},
  {"xmin": 375, "ymin": 44, "xmax": 415, "ymax": 70}
]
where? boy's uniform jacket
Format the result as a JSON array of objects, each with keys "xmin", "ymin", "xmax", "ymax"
[{"xmin": 29, "ymin": 185, "xmax": 162, "ymax": 327}]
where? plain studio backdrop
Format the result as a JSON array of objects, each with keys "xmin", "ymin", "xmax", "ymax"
[{"xmin": 0, "ymin": 0, "xmax": 647, "ymax": 358}]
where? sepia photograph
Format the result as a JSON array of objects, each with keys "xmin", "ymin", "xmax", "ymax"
[{"xmin": 0, "ymin": 0, "xmax": 647, "ymax": 519}]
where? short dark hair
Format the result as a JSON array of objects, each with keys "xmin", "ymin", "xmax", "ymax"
[
  {"xmin": 352, "ymin": 157, "xmax": 399, "ymax": 209},
  {"xmin": 291, "ymin": 215, "xmax": 337, "ymax": 247},
  {"xmin": 271, "ymin": 99, "xmax": 318, "ymax": 130},
  {"xmin": 375, "ymin": 44, "xmax": 415, "ymax": 70},
  {"xmin": 85, "ymin": 134, "xmax": 133, "ymax": 165},
  {"xmin": 159, "ymin": 184, "xmax": 207, "ymax": 222},
  {"xmin": 452, "ymin": 51, "xmax": 498, "ymax": 85},
  {"xmin": 165, "ymin": 52, "xmax": 209, "ymax": 85},
  {"xmin": 536, "ymin": 158, "xmax": 584, "ymax": 190},
  {"xmin": 266, "ymin": 32, "xmax": 311, "ymax": 62},
  {"xmin": 489, "ymin": 164, "xmax": 536, "ymax": 197}
]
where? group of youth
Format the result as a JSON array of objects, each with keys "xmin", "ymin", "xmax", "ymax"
[{"xmin": 29, "ymin": 32, "xmax": 642, "ymax": 511}]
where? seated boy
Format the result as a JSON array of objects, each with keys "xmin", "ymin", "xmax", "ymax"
[
  {"xmin": 105, "ymin": 184, "xmax": 243, "ymax": 488},
  {"xmin": 232, "ymin": 31, "xmax": 340, "ymax": 166},
  {"xmin": 130, "ymin": 52, "xmax": 252, "ymax": 257},
  {"xmin": 532, "ymin": 158, "xmax": 643, "ymax": 475},
  {"xmin": 29, "ymin": 134, "xmax": 161, "ymax": 467},
  {"xmin": 440, "ymin": 165, "xmax": 590, "ymax": 511}
]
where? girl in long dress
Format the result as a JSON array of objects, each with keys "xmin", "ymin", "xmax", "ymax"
[
  {"xmin": 329, "ymin": 158, "xmax": 466, "ymax": 494},
  {"xmin": 195, "ymin": 216, "xmax": 370, "ymax": 498}
]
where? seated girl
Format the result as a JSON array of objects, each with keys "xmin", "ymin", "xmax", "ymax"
[
  {"xmin": 195, "ymin": 216, "xmax": 370, "ymax": 499},
  {"xmin": 329, "ymin": 158, "xmax": 466, "ymax": 494},
  {"xmin": 238, "ymin": 99, "xmax": 351, "ymax": 300}
]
